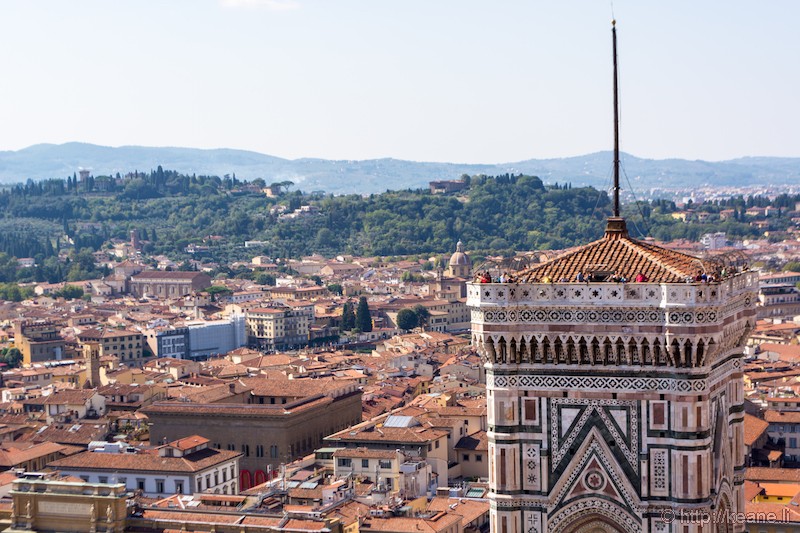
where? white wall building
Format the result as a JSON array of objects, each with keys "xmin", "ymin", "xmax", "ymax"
[{"xmin": 48, "ymin": 436, "xmax": 241, "ymax": 497}]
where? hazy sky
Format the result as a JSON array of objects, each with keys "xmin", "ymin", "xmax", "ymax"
[{"xmin": 1, "ymin": 1, "xmax": 797, "ymax": 163}]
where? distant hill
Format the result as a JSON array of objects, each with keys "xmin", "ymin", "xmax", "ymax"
[{"xmin": 0, "ymin": 142, "xmax": 798, "ymax": 194}]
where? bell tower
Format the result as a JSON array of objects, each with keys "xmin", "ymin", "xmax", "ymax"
[{"xmin": 468, "ymin": 21, "xmax": 756, "ymax": 533}]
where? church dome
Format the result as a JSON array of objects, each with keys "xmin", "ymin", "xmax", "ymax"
[{"xmin": 449, "ymin": 241, "xmax": 471, "ymax": 267}]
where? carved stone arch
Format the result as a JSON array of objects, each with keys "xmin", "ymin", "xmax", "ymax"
[
  {"xmin": 627, "ymin": 338, "xmax": 639, "ymax": 365},
  {"xmin": 531, "ymin": 337, "xmax": 541, "ymax": 363},
  {"xmin": 670, "ymin": 339, "xmax": 682, "ymax": 367},
  {"xmin": 552, "ymin": 504, "xmax": 637, "ymax": 533},
  {"xmin": 554, "ymin": 337, "xmax": 566, "ymax": 363},
  {"xmin": 683, "ymin": 338, "xmax": 694, "ymax": 367},
  {"xmin": 696, "ymin": 338, "xmax": 706, "ymax": 366},
  {"xmin": 566, "ymin": 337, "xmax": 578, "ymax": 363},
  {"xmin": 585, "ymin": 338, "xmax": 597, "ymax": 365},
  {"xmin": 498, "ymin": 337, "xmax": 508, "ymax": 364},
  {"xmin": 517, "ymin": 336, "xmax": 529, "ymax": 363},
  {"xmin": 652, "ymin": 338, "xmax": 662, "ymax": 365},
  {"xmin": 714, "ymin": 482, "xmax": 735, "ymax": 533},
  {"xmin": 509, "ymin": 337, "xmax": 518, "ymax": 364},
  {"xmin": 485, "ymin": 337, "xmax": 497, "ymax": 363},
  {"xmin": 706, "ymin": 337, "xmax": 719, "ymax": 362},
  {"xmin": 600, "ymin": 337, "xmax": 614, "ymax": 365},
  {"xmin": 640, "ymin": 337, "xmax": 651, "ymax": 365},
  {"xmin": 578, "ymin": 337, "xmax": 589, "ymax": 364},
  {"xmin": 614, "ymin": 338, "xmax": 625, "ymax": 365}
]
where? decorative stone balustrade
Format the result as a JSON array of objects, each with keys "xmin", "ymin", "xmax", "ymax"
[{"xmin": 467, "ymin": 271, "xmax": 758, "ymax": 309}]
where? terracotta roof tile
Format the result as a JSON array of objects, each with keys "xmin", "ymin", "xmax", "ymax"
[
  {"xmin": 744, "ymin": 501, "xmax": 800, "ymax": 522},
  {"xmin": 455, "ymin": 430, "xmax": 488, "ymax": 451},
  {"xmin": 746, "ymin": 467, "xmax": 800, "ymax": 483},
  {"xmin": 765, "ymin": 410, "xmax": 800, "ymax": 424},
  {"xmin": 48, "ymin": 447, "xmax": 240, "ymax": 473},
  {"xmin": 743, "ymin": 480, "xmax": 765, "ymax": 502},
  {"xmin": 744, "ymin": 414, "xmax": 769, "ymax": 446},
  {"xmin": 517, "ymin": 222, "xmax": 718, "ymax": 283}
]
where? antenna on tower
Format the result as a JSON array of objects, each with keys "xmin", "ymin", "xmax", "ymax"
[
  {"xmin": 605, "ymin": 19, "xmax": 628, "ymax": 239},
  {"xmin": 612, "ymin": 19, "xmax": 620, "ymax": 218}
]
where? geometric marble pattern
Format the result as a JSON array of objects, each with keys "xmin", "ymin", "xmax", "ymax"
[
  {"xmin": 491, "ymin": 373, "xmax": 707, "ymax": 393},
  {"xmin": 550, "ymin": 398, "xmax": 639, "ymax": 469}
]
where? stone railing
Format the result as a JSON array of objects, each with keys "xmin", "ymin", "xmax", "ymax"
[{"xmin": 467, "ymin": 271, "xmax": 758, "ymax": 309}]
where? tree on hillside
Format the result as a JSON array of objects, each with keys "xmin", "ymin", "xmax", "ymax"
[
  {"xmin": 341, "ymin": 302, "xmax": 356, "ymax": 331},
  {"xmin": 412, "ymin": 304, "xmax": 431, "ymax": 329},
  {"xmin": 327, "ymin": 283, "xmax": 343, "ymax": 296},
  {"xmin": 1, "ymin": 347, "xmax": 22, "ymax": 369},
  {"xmin": 356, "ymin": 296, "xmax": 372, "ymax": 332},
  {"xmin": 396, "ymin": 308, "xmax": 418, "ymax": 331}
]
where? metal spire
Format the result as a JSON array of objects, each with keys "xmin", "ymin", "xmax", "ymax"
[
  {"xmin": 612, "ymin": 19, "xmax": 620, "ymax": 218},
  {"xmin": 604, "ymin": 19, "xmax": 628, "ymax": 239}
]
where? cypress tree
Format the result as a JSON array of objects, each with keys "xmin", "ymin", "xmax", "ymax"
[
  {"xmin": 341, "ymin": 302, "xmax": 355, "ymax": 331},
  {"xmin": 356, "ymin": 296, "xmax": 372, "ymax": 333}
]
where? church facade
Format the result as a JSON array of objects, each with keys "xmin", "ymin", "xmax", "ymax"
[{"xmin": 468, "ymin": 218, "xmax": 757, "ymax": 532}]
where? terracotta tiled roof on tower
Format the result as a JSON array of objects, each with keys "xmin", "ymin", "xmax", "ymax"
[{"xmin": 517, "ymin": 217, "xmax": 716, "ymax": 283}]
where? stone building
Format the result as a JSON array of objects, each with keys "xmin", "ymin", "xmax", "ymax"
[
  {"xmin": 14, "ymin": 320, "xmax": 66, "ymax": 365},
  {"xmin": 142, "ymin": 376, "xmax": 362, "ymax": 491},
  {"xmin": 467, "ymin": 216, "xmax": 758, "ymax": 532},
  {"xmin": 9, "ymin": 477, "xmax": 128, "ymax": 533},
  {"xmin": 77, "ymin": 328, "xmax": 146, "ymax": 368},
  {"xmin": 245, "ymin": 305, "xmax": 311, "ymax": 351},
  {"xmin": 129, "ymin": 270, "xmax": 212, "ymax": 299}
]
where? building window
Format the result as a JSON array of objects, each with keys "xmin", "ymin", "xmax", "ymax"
[
  {"xmin": 476, "ymin": 454, "xmax": 482, "ymax": 462},
  {"xmin": 227, "ymin": 444, "xmax": 235, "ymax": 451},
  {"xmin": 791, "ymin": 438, "xmax": 798, "ymax": 449},
  {"xmin": 270, "ymin": 445, "xmax": 278, "ymax": 458},
  {"xmin": 379, "ymin": 460, "xmax": 392, "ymax": 469},
  {"xmin": 338, "ymin": 458, "xmax": 352, "ymax": 467},
  {"xmin": 99, "ymin": 476, "xmax": 108, "ymax": 483},
  {"xmin": 137, "ymin": 479, "xmax": 145, "ymax": 491},
  {"xmin": 197, "ymin": 479, "xmax": 202, "ymax": 492},
  {"xmin": 175, "ymin": 481, "xmax": 184, "ymax": 494},
  {"xmin": 242, "ymin": 444, "xmax": 250, "ymax": 457},
  {"xmin": 463, "ymin": 454, "xmax": 470, "ymax": 462},
  {"xmin": 362, "ymin": 459, "xmax": 369, "ymax": 468},
  {"xmin": 435, "ymin": 440, "xmax": 440, "ymax": 449},
  {"xmin": 256, "ymin": 445, "xmax": 264, "ymax": 457},
  {"xmin": 156, "ymin": 479, "xmax": 164, "ymax": 493}
]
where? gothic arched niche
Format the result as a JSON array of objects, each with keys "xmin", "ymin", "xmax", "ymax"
[
  {"xmin": 570, "ymin": 517, "xmax": 625, "ymax": 533},
  {"xmin": 550, "ymin": 498, "xmax": 639, "ymax": 533}
]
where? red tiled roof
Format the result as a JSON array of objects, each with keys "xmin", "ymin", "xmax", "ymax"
[
  {"xmin": 746, "ymin": 467, "xmax": 800, "ymax": 483},
  {"xmin": 455, "ymin": 430, "xmax": 488, "ymax": 451},
  {"xmin": 743, "ymin": 480, "xmax": 765, "ymax": 502},
  {"xmin": 765, "ymin": 410, "xmax": 800, "ymax": 424},
  {"xmin": 517, "ymin": 219, "xmax": 716, "ymax": 283},
  {"xmin": 744, "ymin": 414, "xmax": 769, "ymax": 447},
  {"xmin": 48, "ymin": 447, "xmax": 240, "ymax": 474},
  {"xmin": 744, "ymin": 502, "xmax": 800, "ymax": 522},
  {"xmin": 170, "ymin": 435, "xmax": 209, "ymax": 451}
]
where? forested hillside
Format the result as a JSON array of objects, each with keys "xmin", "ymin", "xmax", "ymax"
[{"xmin": 0, "ymin": 169, "xmax": 795, "ymax": 285}]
